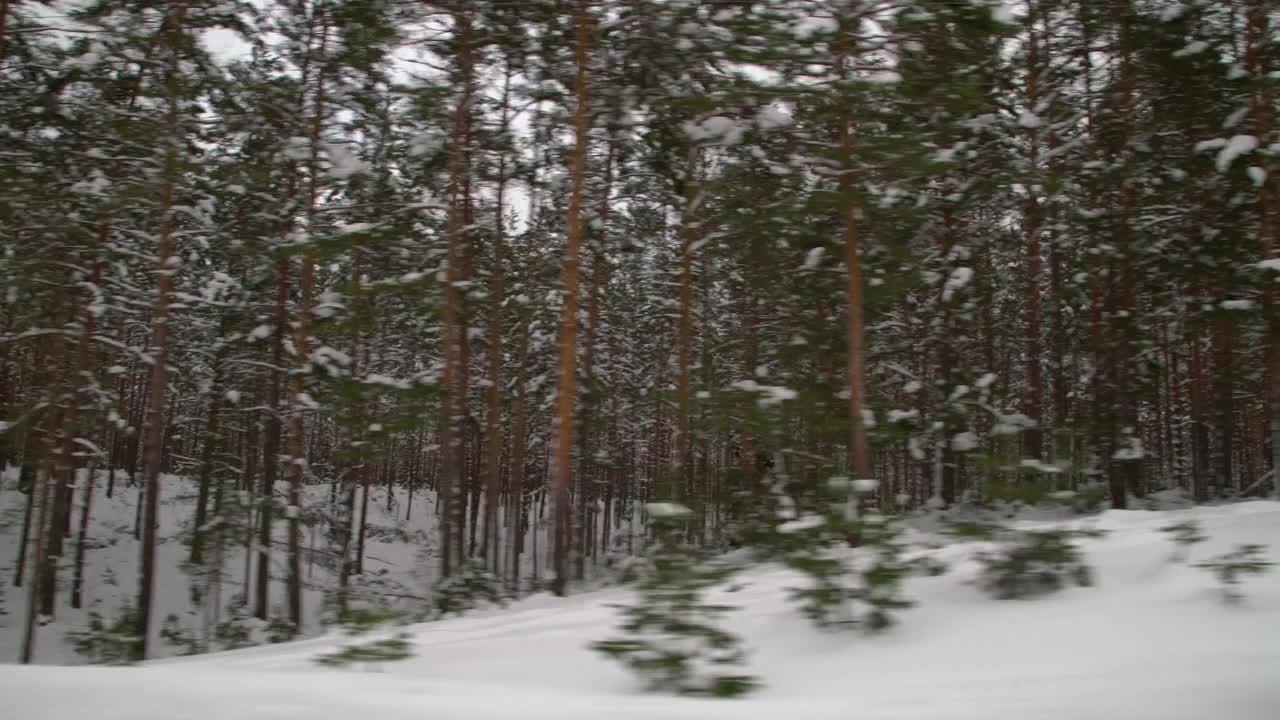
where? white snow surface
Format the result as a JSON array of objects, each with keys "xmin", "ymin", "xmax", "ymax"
[{"xmin": 3, "ymin": 502, "xmax": 1280, "ymax": 718}]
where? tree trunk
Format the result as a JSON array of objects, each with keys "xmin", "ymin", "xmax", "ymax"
[
  {"xmin": 674, "ymin": 143, "xmax": 699, "ymax": 510},
  {"xmin": 837, "ymin": 50, "xmax": 873, "ymax": 487},
  {"xmin": 481, "ymin": 67, "xmax": 513, "ymax": 573},
  {"xmin": 1246, "ymin": 0, "xmax": 1280, "ymax": 499},
  {"xmin": 134, "ymin": 0, "xmax": 186, "ymax": 661},
  {"xmin": 1022, "ymin": 12, "xmax": 1045, "ymax": 463},
  {"xmin": 551, "ymin": 0, "xmax": 592, "ymax": 597},
  {"xmin": 256, "ymin": 258, "xmax": 289, "ymax": 621},
  {"xmin": 70, "ymin": 456, "xmax": 98, "ymax": 609},
  {"xmin": 508, "ymin": 315, "xmax": 531, "ymax": 590},
  {"xmin": 190, "ymin": 318, "xmax": 231, "ymax": 567},
  {"xmin": 439, "ymin": 8, "xmax": 476, "ymax": 579}
]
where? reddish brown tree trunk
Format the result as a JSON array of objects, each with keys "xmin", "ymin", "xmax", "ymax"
[{"xmin": 551, "ymin": 0, "xmax": 592, "ymax": 597}]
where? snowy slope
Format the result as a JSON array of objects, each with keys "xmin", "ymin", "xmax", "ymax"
[{"xmin": 3, "ymin": 501, "xmax": 1278, "ymax": 719}]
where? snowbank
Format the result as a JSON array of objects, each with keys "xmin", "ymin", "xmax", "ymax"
[{"xmin": 3, "ymin": 502, "xmax": 1278, "ymax": 719}]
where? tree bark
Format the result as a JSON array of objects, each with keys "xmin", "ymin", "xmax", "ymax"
[
  {"xmin": 134, "ymin": 0, "xmax": 186, "ymax": 661},
  {"xmin": 551, "ymin": 0, "xmax": 592, "ymax": 597},
  {"xmin": 439, "ymin": 8, "xmax": 476, "ymax": 579},
  {"xmin": 837, "ymin": 49, "xmax": 873, "ymax": 487}
]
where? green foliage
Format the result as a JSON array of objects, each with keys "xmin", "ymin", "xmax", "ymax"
[
  {"xmin": 339, "ymin": 607, "xmax": 404, "ymax": 633},
  {"xmin": 67, "ymin": 608, "xmax": 140, "ymax": 665},
  {"xmin": 852, "ymin": 512, "xmax": 916, "ymax": 630},
  {"xmin": 976, "ymin": 528, "xmax": 1099, "ymax": 599},
  {"xmin": 267, "ymin": 615, "xmax": 297, "ymax": 644},
  {"xmin": 772, "ymin": 477, "xmax": 857, "ymax": 628},
  {"xmin": 978, "ymin": 480, "xmax": 1106, "ymax": 515},
  {"xmin": 314, "ymin": 634, "xmax": 414, "ymax": 669},
  {"xmin": 314, "ymin": 601, "xmax": 415, "ymax": 669},
  {"xmin": 214, "ymin": 617, "xmax": 255, "ymax": 651},
  {"xmin": 434, "ymin": 559, "xmax": 508, "ymax": 617},
  {"xmin": 160, "ymin": 613, "xmax": 202, "ymax": 656},
  {"xmin": 593, "ymin": 511, "xmax": 758, "ymax": 698},
  {"xmin": 206, "ymin": 600, "xmax": 263, "ymax": 651},
  {"xmin": 1195, "ymin": 544, "xmax": 1273, "ymax": 604},
  {"xmin": 764, "ymin": 467, "xmax": 913, "ymax": 631},
  {"xmin": 943, "ymin": 520, "xmax": 1004, "ymax": 541},
  {"xmin": 1160, "ymin": 520, "xmax": 1208, "ymax": 563}
]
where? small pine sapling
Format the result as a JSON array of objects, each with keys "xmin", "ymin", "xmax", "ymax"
[
  {"xmin": 1159, "ymin": 520, "xmax": 1207, "ymax": 563},
  {"xmin": 160, "ymin": 613, "xmax": 202, "ymax": 656},
  {"xmin": 942, "ymin": 519, "xmax": 1004, "ymax": 542},
  {"xmin": 777, "ymin": 501, "xmax": 855, "ymax": 628},
  {"xmin": 776, "ymin": 474, "xmax": 914, "ymax": 631},
  {"xmin": 433, "ymin": 558, "xmax": 507, "ymax": 617},
  {"xmin": 67, "ymin": 607, "xmax": 141, "ymax": 665},
  {"xmin": 976, "ymin": 528, "xmax": 1099, "ymax": 599},
  {"xmin": 850, "ymin": 509, "xmax": 915, "ymax": 631},
  {"xmin": 314, "ymin": 635, "xmax": 413, "ymax": 669},
  {"xmin": 314, "ymin": 607, "xmax": 414, "ymax": 670},
  {"xmin": 1194, "ymin": 544, "xmax": 1273, "ymax": 604},
  {"xmin": 266, "ymin": 615, "xmax": 297, "ymax": 643},
  {"xmin": 210, "ymin": 598, "xmax": 259, "ymax": 650},
  {"xmin": 592, "ymin": 504, "xmax": 758, "ymax": 698}
]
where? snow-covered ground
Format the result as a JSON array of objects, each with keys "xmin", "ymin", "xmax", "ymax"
[
  {"xmin": 3, "ymin": 500, "xmax": 1278, "ymax": 719},
  {"xmin": 0, "ymin": 467, "xmax": 448, "ymax": 663}
]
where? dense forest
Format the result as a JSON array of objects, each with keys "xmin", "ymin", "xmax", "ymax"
[{"xmin": 2, "ymin": 0, "xmax": 1279, "ymax": 666}]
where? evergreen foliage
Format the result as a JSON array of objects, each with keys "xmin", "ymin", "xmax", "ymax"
[
  {"xmin": 1195, "ymin": 544, "xmax": 1274, "ymax": 604},
  {"xmin": 593, "ymin": 509, "xmax": 757, "ymax": 698},
  {"xmin": 314, "ymin": 634, "xmax": 414, "ymax": 669},
  {"xmin": 1160, "ymin": 520, "xmax": 1208, "ymax": 563},
  {"xmin": 160, "ymin": 614, "xmax": 203, "ymax": 656},
  {"xmin": 314, "ymin": 602, "xmax": 415, "ymax": 669},
  {"xmin": 768, "ymin": 466, "xmax": 913, "ymax": 630},
  {"xmin": 433, "ymin": 559, "xmax": 508, "ymax": 618},
  {"xmin": 67, "ymin": 608, "xmax": 141, "ymax": 665},
  {"xmin": 976, "ymin": 528, "xmax": 1101, "ymax": 600}
]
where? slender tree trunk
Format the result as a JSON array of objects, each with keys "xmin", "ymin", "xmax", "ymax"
[
  {"xmin": 43, "ymin": 234, "xmax": 110, "ymax": 616},
  {"xmin": 674, "ymin": 143, "xmax": 699, "ymax": 511},
  {"xmin": 551, "ymin": 0, "xmax": 592, "ymax": 597},
  {"xmin": 1214, "ymin": 315, "xmax": 1235, "ymax": 493},
  {"xmin": 13, "ymin": 428, "xmax": 40, "ymax": 589},
  {"xmin": 837, "ymin": 51, "xmax": 873, "ymax": 486},
  {"xmin": 190, "ymin": 319, "xmax": 231, "ymax": 567},
  {"xmin": 21, "ymin": 409, "xmax": 61, "ymax": 664},
  {"xmin": 134, "ymin": 0, "xmax": 186, "ymax": 661},
  {"xmin": 439, "ymin": 9, "xmax": 476, "ymax": 579},
  {"xmin": 355, "ymin": 456, "xmax": 372, "ymax": 575},
  {"xmin": 282, "ymin": 13, "xmax": 331, "ymax": 635},
  {"xmin": 1105, "ymin": 0, "xmax": 1141, "ymax": 508},
  {"xmin": 256, "ymin": 258, "xmax": 289, "ymax": 621},
  {"xmin": 1022, "ymin": 12, "xmax": 1045, "ymax": 463},
  {"xmin": 1246, "ymin": 0, "xmax": 1280, "ymax": 499},
  {"xmin": 335, "ymin": 251, "xmax": 365, "ymax": 615},
  {"xmin": 70, "ymin": 456, "xmax": 98, "ymax": 609},
  {"xmin": 575, "ymin": 251, "xmax": 604, "ymax": 577},
  {"xmin": 1190, "ymin": 318, "xmax": 1210, "ymax": 501},
  {"xmin": 481, "ymin": 68, "xmax": 513, "ymax": 573},
  {"xmin": 508, "ymin": 315, "xmax": 530, "ymax": 590}
]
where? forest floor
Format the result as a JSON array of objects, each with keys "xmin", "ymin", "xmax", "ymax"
[
  {"xmin": 1, "ymin": 484, "xmax": 1278, "ymax": 719},
  {"xmin": 0, "ymin": 468, "xmax": 444, "ymax": 664}
]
